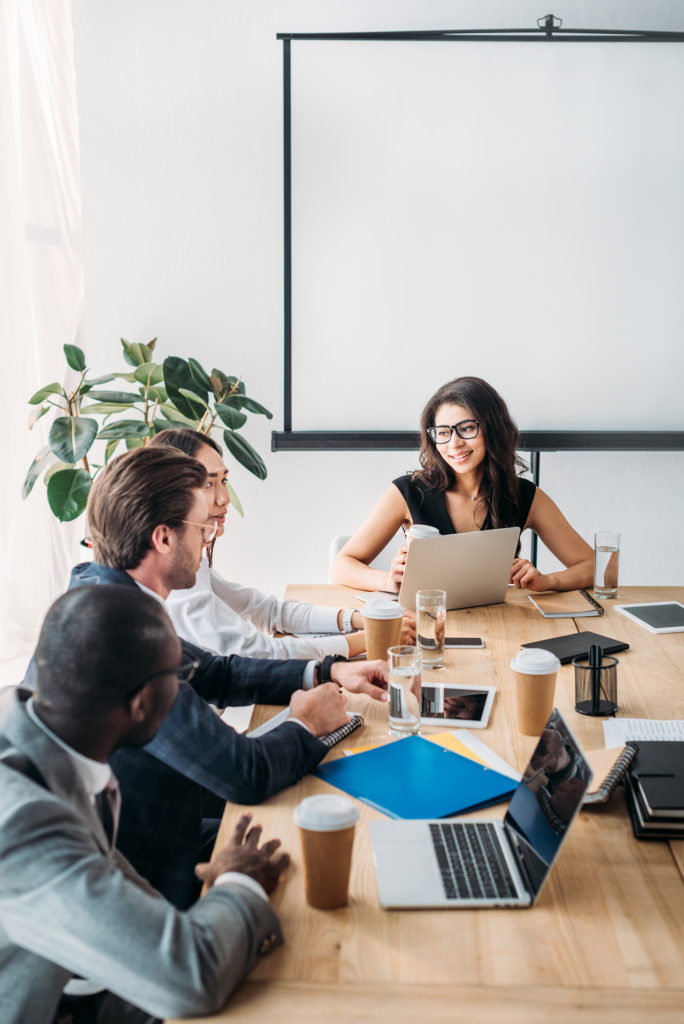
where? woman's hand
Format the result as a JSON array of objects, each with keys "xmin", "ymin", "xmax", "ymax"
[
  {"xmin": 510, "ymin": 558, "xmax": 552, "ymax": 592},
  {"xmin": 383, "ymin": 544, "xmax": 408, "ymax": 593},
  {"xmin": 401, "ymin": 610, "xmax": 416, "ymax": 644}
]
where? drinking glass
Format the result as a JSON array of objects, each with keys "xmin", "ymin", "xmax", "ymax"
[
  {"xmin": 593, "ymin": 531, "xmax": 620, "ymax": 599},
  {"xmin": 416, "ymin": 589, "xmax": 446, "ymax": 668},
  {"xmin": 387, "ymin": 645, "xmax": 422, "ymax": 736}
]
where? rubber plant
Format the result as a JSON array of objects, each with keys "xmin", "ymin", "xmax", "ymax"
[{"xmin": 23, "ymin": 338, "xmax": 272, "ymax": 522}]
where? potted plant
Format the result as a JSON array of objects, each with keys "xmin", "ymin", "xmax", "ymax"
[{"xmin": 24, "ymin": 338, "xmax": 272, "ymax": 522}]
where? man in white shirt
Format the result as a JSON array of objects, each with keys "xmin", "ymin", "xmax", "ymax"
[{"xmin": 0, "ymin": 585, "xmax": 289, "ymax": 1024}]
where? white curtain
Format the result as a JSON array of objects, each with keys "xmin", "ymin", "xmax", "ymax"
[{"xmin": 0, "ymin": 0, "xmax": 85, "ymax": 665}]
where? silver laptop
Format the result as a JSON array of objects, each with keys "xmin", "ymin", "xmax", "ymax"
[
  {"xmin": 397, "ymin": 527, "xmax": 520, "ymax": 611},
  {"xmin": 370, "ymin": 709, "xmax": 592, "ymax": 908}
]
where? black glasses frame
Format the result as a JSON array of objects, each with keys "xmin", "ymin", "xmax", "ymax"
[{"xmin": 427, "ymin": 420, "xmax": 480, "ymax": 445}]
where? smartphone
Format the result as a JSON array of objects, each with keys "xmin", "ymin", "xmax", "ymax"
[{"xmin": 445, "ymin": 637, "xmax": 484, "ymax": 648}]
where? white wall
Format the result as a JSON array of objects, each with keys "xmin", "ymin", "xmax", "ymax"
[{"xmin": 70, "ymin": 0, "xmax": 684, "ymax": 601}]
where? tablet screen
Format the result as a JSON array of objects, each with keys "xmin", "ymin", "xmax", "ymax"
[
  {"xmin": 619, "ymin": 602, "xmax": 684, "ymax": 630},
  {"xmin": 420, "ymin": 683, "xmax": 495, "ymax": 729}
]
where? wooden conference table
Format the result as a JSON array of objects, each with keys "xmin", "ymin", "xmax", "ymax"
[{"xmin": 169, "ymin": 586, "xmax": 684, "ymax": 1024}]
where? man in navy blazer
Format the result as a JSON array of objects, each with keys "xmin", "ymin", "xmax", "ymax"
[{"xmin": 48, "ymin": 446, "xmax": 389, "ymax": 907}]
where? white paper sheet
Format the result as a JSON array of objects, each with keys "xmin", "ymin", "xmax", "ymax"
[{"xmin": 603, "ymin": 718, "xmax": 684, "ymax": 745}]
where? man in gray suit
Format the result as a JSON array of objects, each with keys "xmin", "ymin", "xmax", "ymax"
[{"xmin": 0, "ymin": 585, "xmax": 290, "ymax": 1024}]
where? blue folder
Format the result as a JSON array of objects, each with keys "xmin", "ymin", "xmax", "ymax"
[{"xmin": 314, "ymin": 735, "xmax": 516, "ymax": 819}]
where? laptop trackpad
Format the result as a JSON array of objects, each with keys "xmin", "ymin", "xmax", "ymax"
[{"xmin": 372, "ymin": 836, "xmax": 442, "ymax": 907}]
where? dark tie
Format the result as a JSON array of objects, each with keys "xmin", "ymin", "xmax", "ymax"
[{"xmin": 95, "ymin": 777, "xmax": 121, "ymax": 848}]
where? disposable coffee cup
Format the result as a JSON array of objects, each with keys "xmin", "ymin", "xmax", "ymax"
[
  {"xmin": 363, "ymin": 599, "xmax": 404, "ymax": 662},
  {"xmin": 509, "ymin": 648, "xmax": 561, "ymax": 736},
  {"xmin": 406, "ymin": 524, "xmax": 440, "ymax": 544},
  {"xmin": 293, "ymin": 795, "xmax": 359, "ymax": 909}
]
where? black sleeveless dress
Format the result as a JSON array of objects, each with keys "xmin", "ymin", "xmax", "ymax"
[{"xmin": 392, "ymin": 473, "xmax": 536, "ymax": 535}]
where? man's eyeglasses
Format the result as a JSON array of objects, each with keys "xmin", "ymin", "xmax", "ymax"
[
  {"xmin": 427, "ymin": 420, "xmax": 480, "ymax": 445},
  {"xmin": 130, "ymin": 660, "xmax": 200, "ymax": 695},
  {"xmin": 182, "ymin": 519, "xmax": 219, "ymax": 544}
]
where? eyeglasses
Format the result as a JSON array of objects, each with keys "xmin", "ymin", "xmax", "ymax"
[
  {"xmin": 181, "ymin": 519, "xmax": 219, "ymax": 544},
  {"xmin": 427, "ymin": 420, "xmax": 480, "ymax": 445},
  {"xmin": 130, "ymin": 660, "xmax": 200, "ymax": 695}
]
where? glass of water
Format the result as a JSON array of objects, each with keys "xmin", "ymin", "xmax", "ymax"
[
  {"xmin": 593, "ymin": 531, "xmax": 620, "ymax": 599},
  {"xmin": 387, "ymin": 645, "xmax": 422, "ymax": 736},
  {"xmin": 416, "ymin": 589, "xmax": 446, "ymax": 668}
]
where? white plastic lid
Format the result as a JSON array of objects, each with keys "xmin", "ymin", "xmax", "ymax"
[
  {"xmin": 510, "ymin": 648, "xmax": 561, "ymax": 675},
  {"xmin": 293, "ymin": 794, "xmax": 359, "ymax": 832},
  {"xmin": 363, "ymin": 599, "xmax": 404, "ymax": 620},
  {"xmin": 407, "ymin": 524, "xmax": 440, "ymax": 539}
]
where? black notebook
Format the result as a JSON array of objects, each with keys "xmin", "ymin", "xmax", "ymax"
[
  {"xmin": 629, "ymin": 741, "xmax": 684, "ymax": 818},
  {"xmin": 521, "ymin": 631, "xmax": 629, "ymax": 665}
]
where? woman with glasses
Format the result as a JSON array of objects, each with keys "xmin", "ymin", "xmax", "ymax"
[
  {"xmin": 331, "ymin": 376, "xmax": 593, "ymax": 594},
  {"xmin": 149, "ymin": 429, "xmax": 394, "ymax": 659}
]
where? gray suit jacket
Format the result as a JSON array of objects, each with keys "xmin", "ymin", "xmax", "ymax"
[{"xmin": 0, "ymin": 689, "xmax": 283, "ymax": 1024}]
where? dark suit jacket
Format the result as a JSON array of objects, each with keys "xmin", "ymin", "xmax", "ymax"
[{"xmin": 25, "ymin": 562, "xmax": 327, "ymax": 908}]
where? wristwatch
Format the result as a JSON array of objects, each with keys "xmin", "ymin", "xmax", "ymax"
[
  {"xmin": 313, "ymin": 654, "xmax": 348, "ymax": 686},
  {"xmin": 341, "ymin": 608, "xmax": 356, "ymax": 633}
]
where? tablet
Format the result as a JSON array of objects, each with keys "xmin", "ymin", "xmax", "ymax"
[
  {"xmin": 615, "ymin": 601, "xmax": 684, "ymax": 634},
  {"xmin": 420, "ymin": 683, "xmax": 495, "ymax": 730}
]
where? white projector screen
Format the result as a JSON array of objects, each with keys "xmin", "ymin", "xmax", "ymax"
[{"xmin": 289, "ymin": 40, "xmax": 684, "ymax": 433}]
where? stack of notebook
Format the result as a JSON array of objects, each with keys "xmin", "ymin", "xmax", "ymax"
[{"xmin": 625, "ymin": 742, "xmax": 684, "ymax": 839}]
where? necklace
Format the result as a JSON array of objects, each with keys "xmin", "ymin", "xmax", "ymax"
[{"xmin": 456, "ymin": 490, "xmax": 479, "ymax": 502}]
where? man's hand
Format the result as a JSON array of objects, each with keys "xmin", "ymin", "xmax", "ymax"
[
  {"xmin": 195, "ymin": 814, "xmax": 289, "ymax": 893},
  {"xmin": 289, "ymin": 683, "xmax": 348, "ymax": 735},
  {"xmin": 330, "ymin": 659, "xmax": 389, "ymax": 702},
  {"xmin": 510, "ymin": 558, "xmax": 552, "ymax": 592}
]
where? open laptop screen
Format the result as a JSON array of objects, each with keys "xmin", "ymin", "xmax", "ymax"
[{"xmin": 504, "ymin": 709, "xmax": 592, "ymax": 900}]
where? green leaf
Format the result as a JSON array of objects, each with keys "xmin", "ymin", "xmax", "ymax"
[
  {"xmin": 105, "ymin": 438, "xmax": 121, "ymax": 463},
  {"xmin": 158, "ymin": 403, "xmax": 198, "ymax": 426},
  {"xmin": 238, "ymin": 396, "xmax": 273, "ymax": 419},
  {"xmin": 22, "ymin": 445, "xmax": 54, "ymax": 498},
  {"xmin": 121, "ymin": 338, "xmax": 154, "ymax": 367},
  {"xmin": 112, "ymin": 371, "xmax": 138, "ymax": 383},
  {"xmin": 147, "ymin": 385, "xmax": 167, "ymax": 403},
  {"xmin": 222, "ymin": 429, "xmax": 267, "ymax": 480},
  {"xmin": 188, "ymin": 357, "xmax": 213, "ymax": 392},
  {"xmin": 179, "ymin": 387, "xmax": 210, "ymax": 411},
  {"xmin": 86, "ymin": 390, "xmax": 141, "ymax": 404},
  {"xmin": 215, "ymin": 402, "xmax": 247, "ymax": 430},
  {"xmin": 63, "ymin": 344, "xmax": 86, "ymax": 372},
  {"xmin": 147, "ymin": 338, "xmax": 157, "ymax": 353},
  {"xmin": 47, "ymin": 468, "xmax": 91, "ymax": 522},
  {"xmin": 48, "ymin": 417, "xmax": 98, "ymax": 463},
  {"xmin": 79, "ymin": 402, "xmax": 136, "ymax": 416},
  {"xmin": 134, "ymin": 361, "xmax": 164, "ymax": 386},
  {"xmin": 28, "ymin": 382, "xmax": 63, "ymax": 405},
  {"xmin": 126, "ymin": 437, "xmax": 144, "ymax": 450},
  {"xmin": 96, "ymin": 420, "xmax": 151, "ymax": 440},
  {"xmin": 27, "ymin": 404, "xmax": 49, "ymax": 429},
  {"xmin": 86, "ymin": 373, "xmax": 117, "ymax": 386},
  {"xmin": 227, "ymin": 481, "xmax": 244, "ymax": 517},
  {"xmin": 214, "ymin": 372, "xmax": 246, "ymax": 396},
  {"xmin": 44, "ymin": 461, "xmax": 74, "ymax": 484},
  {"xmin": 163, "ymin": 356, "xmax": 207, "ymax": 419}
]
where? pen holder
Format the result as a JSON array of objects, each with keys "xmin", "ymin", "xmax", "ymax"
[{"xmin": 573, "ymin": 655, "xmax": 618, "ymax": 716}]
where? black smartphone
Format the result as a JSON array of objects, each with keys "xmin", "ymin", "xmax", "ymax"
[{"xmin": 445, "ymin": 637, "xmax": 484, "ymax": 648}]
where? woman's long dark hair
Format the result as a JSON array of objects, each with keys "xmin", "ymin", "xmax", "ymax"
[
  {"xmin": 416, "ymin": 377, "xmax": 528, "ymax": 529},
  {"xmin": 148, "ymin": 428, "xmax": 223, "ymax": 566}
]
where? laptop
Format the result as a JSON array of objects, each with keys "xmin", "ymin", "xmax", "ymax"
[
  {"xmin": 370, "ymin": 708, "xmax": 592, "ymax": 908},
  {"xmin": 397, "ymin": 527, "xmax": 520, "ymax": 612}
]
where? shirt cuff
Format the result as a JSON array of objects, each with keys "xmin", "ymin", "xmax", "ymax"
[
  {"xmin": 213, "ymin": 872, "xmax": 269, "ymax": 903},
  {"xmin": 308, "ymin": 606, "xmax": 342, "ymax": 633},
  {"xmin": 302, "ymin": 660, "xmax": 317, "ymax": 689}
]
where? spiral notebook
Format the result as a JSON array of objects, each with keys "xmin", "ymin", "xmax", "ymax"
[
  {"xmin": 582, "ymin": 743, "xmax": 639, "ymax": 804},
  {"xmin": 528, "ymin": 589, "xmax": 604, "ymax": 618},
  {"xmin": 247, "ymin": 709, "xmax": 363, "ymax": 749}
]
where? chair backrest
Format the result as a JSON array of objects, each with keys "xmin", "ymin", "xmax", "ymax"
[{"xmin": 328, "ymin": 531, "xmax": 404, "ymax": 583}]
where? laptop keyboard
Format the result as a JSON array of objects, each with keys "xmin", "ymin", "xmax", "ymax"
[{"xmin": 429, "ymin": 821, "xmax": 519, "ymax": 900}]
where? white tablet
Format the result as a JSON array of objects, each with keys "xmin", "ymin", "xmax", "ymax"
[
  {"xmin": 419, "ymin": 682, "xmax": 495, "ymax": 729},
  {"xmin": 615, "ymin": 601, "xmax": 684, "ymax": 634}
]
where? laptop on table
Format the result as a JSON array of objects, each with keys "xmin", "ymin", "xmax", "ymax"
[
  {"xmin": 397, "ymin": 527, "xmax": 520, "ymax": 612},
  {"xmin": 370, "ymin": 709, "xmax": 592, "ymax": 908}
]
